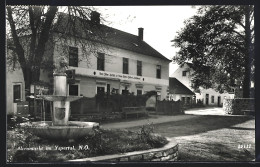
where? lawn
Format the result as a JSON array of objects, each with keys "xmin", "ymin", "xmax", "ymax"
[{"xmin": 128, "ymin": 115, "xmax": 255, "ymax": 161}]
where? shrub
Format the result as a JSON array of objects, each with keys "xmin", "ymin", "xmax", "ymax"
[
  {"xmin": 7, "ymin": 114, "xmax": 35, "ymax": 130},
  {"xmin": 138, "ymin": 123, "xmax": 168, "ymax": 148}
]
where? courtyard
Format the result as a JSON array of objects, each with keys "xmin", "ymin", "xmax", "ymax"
[{"xmin": 103, "ymin": 107, "xmax": 255, "ymax": 161}]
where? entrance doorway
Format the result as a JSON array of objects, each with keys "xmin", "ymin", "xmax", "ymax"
[
  {"xmin": 218, "ymin": 96, "xmax": 221, "ymax": 107},
  {"xmin": 205, "ymin": 94, "xmax": 209, "ymax": 105}
]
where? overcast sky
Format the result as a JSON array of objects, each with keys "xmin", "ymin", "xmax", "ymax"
[{"xmin": 93, "ymin": 6, "xmax": 198, "ymax": 76}]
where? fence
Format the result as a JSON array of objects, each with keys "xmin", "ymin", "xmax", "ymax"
[
  {"xmin": 156, "ymin": 100, "xmax": 183, "ymax": 115},
  {"xmin": 70, "ymin": 94, "xmax": 148, "ymax": 113},
  {"xmin": 70, "ymin": 97, "xmax": 97, "ymax": 114}
]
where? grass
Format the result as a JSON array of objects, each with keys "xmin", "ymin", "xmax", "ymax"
[
  {"xmin": 7, "ymin": 124, "xmax": 168, "ymax": 162},
  {"xmin": 128, "ymin": 115, "xmax": 255, "ymax": 161},
  {"xmin": 175, "ymin": 119, "xmax": 255, "ymax": 161}
]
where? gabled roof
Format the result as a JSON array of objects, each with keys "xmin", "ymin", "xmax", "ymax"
[
  {"xmin": 169, "ymin": 77, "xmax": 195, "ymax": 95},
  {"xmin": 53, "ymin": 13, "xmax": 171, "ymax": 62}
]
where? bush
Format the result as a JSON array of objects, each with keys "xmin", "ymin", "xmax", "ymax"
[
  {"xmin": 138, "ymin": 123, "xmax": 168, "ymax": 148},
  {"xmin": 96, "ymin": 91, "xmax": 156, "ymax": 112},
  {"xmin": 7, "ymin": 114, "xmax": 35, "ymax": 130}
]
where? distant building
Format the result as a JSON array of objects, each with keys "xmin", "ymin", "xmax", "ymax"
[
  {"xmin": 168, "ymin": 77, "xmax": 195, "ymax": 105},
  {"xmin": 171, "ymin": 63, "xmax": 232, "ymax": 106},
  {"xmin": 6, "ymin": 12, "xmax": 171, "ymax": 115}
]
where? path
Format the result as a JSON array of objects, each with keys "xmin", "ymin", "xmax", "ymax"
[
  {"xmin": 100, "ymin": 114, "xmax": 197, "ymax": 129},
  {"xmin": 101, "ymin": 107, "xmax": 227, "ymax": 129}
]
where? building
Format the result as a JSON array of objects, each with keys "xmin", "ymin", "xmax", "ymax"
[
  {"xmin": 171, "ymin": 63, "xmax": 232, "ymax": 106},
  {"xmin": 6, "ymin": 12, "xmax": 171, "ymax": 115},
  {"xmin": 168, "ymin": 77, "xmax": 195, "ymax": 105}
]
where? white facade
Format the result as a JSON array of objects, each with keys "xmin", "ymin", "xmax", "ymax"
[
  {"xmin": 6, "ymin": 68, "xmax": 50, "ymax": 115},
  {"xmin": 171, "ymin": 63, "xmax": 232, "ymax": 106},
  {"xmin": 53, "ymin": 37, "xmax": 170, "ymax": 100},
  {"xmin": 6, "ymin": 31, "xmax": 170, "ymax": 115}
]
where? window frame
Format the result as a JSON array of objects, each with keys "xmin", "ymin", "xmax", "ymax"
[
  {"xmin": 137, "ymin": 60, "xmax": 142, "ymax": 76},
  {"xmin": 69, "ymin": 46, "xmax": 78, "ymax": 67},
  {"xmin": 97, "ymin": 52, "xmax": 105, "ymax": 71},
  {"xmin": 182, "ymin": 71, "xmax": 187, "ymax": 76},
  {"xmin": 211, "ymin": 95, "xmax": 215, "ymax": 103},
  {"xmin": 69, "ymin": 84, "xmax": 79, "ymax": 96},
  {"xmin": 13, "ymin": 83, "xmax": 22, "ymax": 103},
  {"xmin": 181, "ymin": 97, "xmax": 186, "ymax": 103},
  {"xmin": 96, "ymin": 86, "xmax": 106, "ymax": 95},
  {"xmin": 156, "ymin": 65, "xmax": 161, "ymax": 79},
  {"xmin": 137, "ymin": 89, "xmax": 142, "ymax": 96},
  {"xmin": 123, "ymin": 58, "xmax": 129, "ymax": 74}
]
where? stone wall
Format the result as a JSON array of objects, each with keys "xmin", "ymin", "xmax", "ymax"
[
  {"xmin": 223, "ymin": 98, "xmax": 255, "ymax": 115},
  {"xmin": 68, "ymin": 138, "xmax": 178, "ymax": 162}
]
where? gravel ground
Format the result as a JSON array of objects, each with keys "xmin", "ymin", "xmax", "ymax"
[
  {"xmin": 128, "ymin": 114, "xmax": 255, "ymax": 161},
  {"xmin": 175, "ymin": 119, "xmax": 255, "ymax": 161}
]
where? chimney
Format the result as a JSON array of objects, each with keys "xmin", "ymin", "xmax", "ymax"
[
  {"xmin": 138, "ymin": 27, "xmax": 144, "ymax": 41},
  {"xmin": 90, "ymin": 11, "xmax": 100, "ymax": 24}
]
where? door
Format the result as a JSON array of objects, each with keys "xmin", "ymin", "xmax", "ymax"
[
  {"xmin": 218, "ymin": 96, "xmax": 221, "ymax": 107},
  {"xmin": 205, "ymin": 94, "xmax": 209, "ymax": 105},
  {"xmin": 13, "ymin": 83, "xmax": 22, "ymax": 115}
]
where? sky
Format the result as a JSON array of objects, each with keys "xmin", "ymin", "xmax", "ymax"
[{"xmin": 93, "ymin": 6, "xmax": 198, "ymax": 76}]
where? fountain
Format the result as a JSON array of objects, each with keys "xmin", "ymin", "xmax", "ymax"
[{"xmin": 21, "ymin": 59, "xmax": 99, "ymax": 140}]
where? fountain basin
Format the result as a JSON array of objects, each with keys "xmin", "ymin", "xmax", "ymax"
[
  {"xmin": 20, "ymin": 121, "xmax": 99, "ymax": 140},
  {"xmin": 39, "ymin": 95, "xmax": 83, "ymax": 102}
]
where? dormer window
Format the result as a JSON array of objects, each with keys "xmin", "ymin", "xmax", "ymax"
[{"xmin": 133, "ymin": 43, "xmax": 139, "ymax": 47}]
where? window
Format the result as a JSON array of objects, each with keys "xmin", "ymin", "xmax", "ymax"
[
  {"xmin": 69, "ymin": 47, "xmax": 78, "ymax": 67},
  {"xmin": 182, "ymin": 71, "xmax": 187, "ymax": 76},
  {"xmin": 97, "ymin": 53, "xmax": 105, "ymax": 71},
  {"xmin": 121, "ymin": 86, "xmax": 129, "ymax": 95},
  {"xmin": 69, "ymin": 85, "xmax": 79, "ymax": 96},
  {"xmin": 137, "ymin": 89, "xmax": 142, "ymax": 96},
  {"xmin": 211, "ymin": 96, "xmax": 214, "ymax": 103},
  {"xmin": 107, "ymin": 84, "xmax": 110, "ymax": 95},
  {"xmin": 157, "ymin": 92, "xmax": 161, "ymax": 101},
  {"xmin": 181, "ymin": 97, "xmax": 186, "ymax": 103},
  {"xmin": 156, "ymin": 65, "xmax": 161, "ymax": 79},
  {"xmin": 206, "ymin": 94, "xmax": 209, "ymax": 105},
  {"xmin": 187, "ymin": 97, "xmax": 191, "ymax": 104},
  {"xmin": 13, "ymin": 84, "xmax": 21, "ymax": 102},
  {"xmin": 137, "ymin": 60, "xmax": 142, "ymax": 76},
  {"xmin": 123, "ymin": 58, "xmax": 129, "ymax": 74},
  {"xmin": 97, "ymin": 86, "xmax": 105, "ymax": 95}
]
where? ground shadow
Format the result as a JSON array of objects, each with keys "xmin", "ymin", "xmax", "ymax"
[{"xmin": 128, "ymin": 115, "xmax": 254, "ymax": 137}]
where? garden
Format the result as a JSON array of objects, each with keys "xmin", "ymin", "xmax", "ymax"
[{"xmin": 7, "ymin": 116, "xmax": 168, "ymax": 162}]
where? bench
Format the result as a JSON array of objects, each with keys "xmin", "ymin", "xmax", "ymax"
[
  {"xmin": 122, "ymin": 107, "xmax": 148, "ymax": 119},
  {"xmin": 242, "ymin": 110, "xmax": 255, "ymax": 116}
]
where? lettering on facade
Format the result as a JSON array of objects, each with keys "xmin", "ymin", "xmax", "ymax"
[{"xmin": 99, "ymin": 71, "xmax": 141, "ymax": 81}]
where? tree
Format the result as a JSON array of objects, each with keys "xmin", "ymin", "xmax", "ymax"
[
  {"xmin": 172, "ymin": 5, "xmax": 254, "ymax": 98},
  {"xmin": 6, "ymin": 6, "xmax": 108, "ymax": 96}
]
